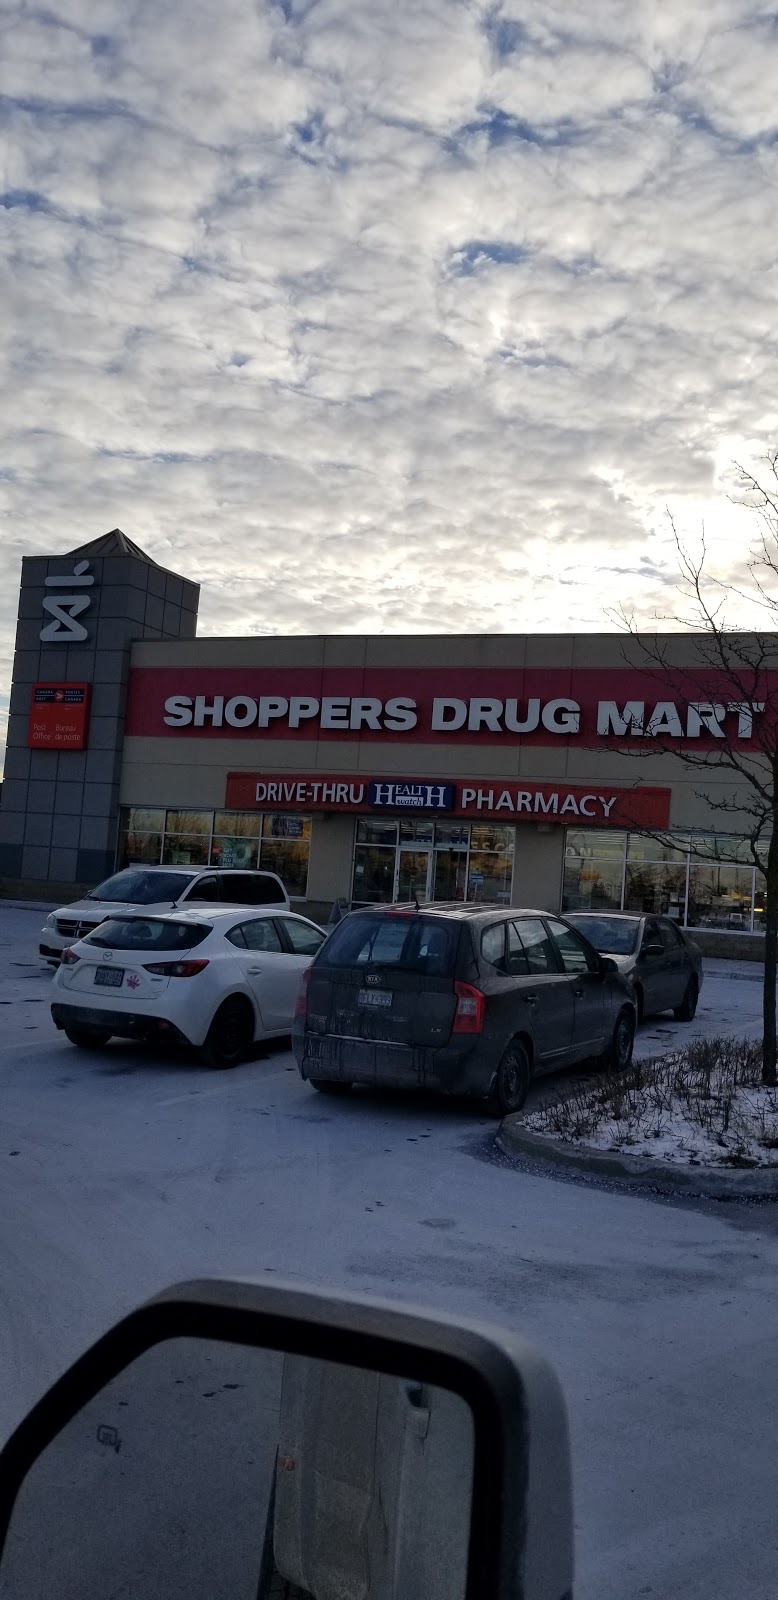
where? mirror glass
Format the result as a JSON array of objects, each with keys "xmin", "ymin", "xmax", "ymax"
[{"xmin": 0, "ymin": 1338, "xmax": 474, "ymax": 1600}]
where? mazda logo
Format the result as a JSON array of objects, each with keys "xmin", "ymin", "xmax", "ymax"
[{"xmin": 102, "ymin": 950, "xmax": 113, "ymax": 962}]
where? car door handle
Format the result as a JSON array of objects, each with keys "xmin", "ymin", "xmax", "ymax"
[
  {"xmin": 248, "ymin": 965, "xmax": 263, "ymax": 975},
  {"xmin": 573, "ymin": 987, "xmax": 585, "ymax": 998},
  {"xmin": 522, "ymin": 993, "xmax": 537, "ymax": 1006}
]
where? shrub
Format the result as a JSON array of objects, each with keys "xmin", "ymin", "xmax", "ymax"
[{"xmin": 524, "ymin": 1038, "xmax": 778, "ymax": 1165}]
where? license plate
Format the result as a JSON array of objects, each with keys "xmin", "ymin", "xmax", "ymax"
[
  {"xmin": 94, "ymin": 967, "xmax": 125, "ymax": 988},
  {"xmin": 358, "ymin": 989, "xmax": 392, "ymax": 1009}
]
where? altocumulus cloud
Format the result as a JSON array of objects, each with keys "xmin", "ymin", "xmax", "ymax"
[{"xmin": 0, "ymin": 0, "xmax": 777, "ymax": 698}]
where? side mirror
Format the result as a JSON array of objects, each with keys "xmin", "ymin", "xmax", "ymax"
[
  {"xmin": 641, "ymin": 942, "xmax": 663, "ymax": 960},
  {"xmin": 600, "ymin": 956, "xmax": 618, "ymax": 974},
  {"xmin": 0, "ymin": 1279, "xmax": 573, "ymax": 1600}
]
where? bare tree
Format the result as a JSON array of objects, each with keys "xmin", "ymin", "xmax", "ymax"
[{"xmin": 612, "ymin": 460, "xmax": 778, "ymax": 1086}]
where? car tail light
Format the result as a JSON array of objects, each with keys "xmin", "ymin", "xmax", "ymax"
[
  {"xmin": 453, "ymin": 981, "xmax": 486, "ymax": 1034},
  {"xmin": 295, "ymin": 966, "xmax": 313, "ymax": 1017},
  {"xmin": 60, "ymin": 947, "xmax": 79, "ymax": 965},
  {"xmin": 143, "ymin": 959, "xmax": 210, "ymax": 978}
]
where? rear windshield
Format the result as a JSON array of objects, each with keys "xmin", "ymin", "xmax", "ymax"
[
  {"xmin": 88, "ymin": 869, "xmax": 194, "ymax": 905},
  {"xmin": 85, "ymin": 919, "xmax": 211, "ymax": 952},
  {"xmin": 565, "ymin": 915, "xmax": 639, "ymax": 955},
  {"xmin": 320, "ymin": 914, "xmax": 458, "ymax": 977}
]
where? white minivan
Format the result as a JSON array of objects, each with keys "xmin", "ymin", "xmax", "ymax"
[{"xmin": 40, "ymin": 865, "xmax": 290, "ymax": 964}]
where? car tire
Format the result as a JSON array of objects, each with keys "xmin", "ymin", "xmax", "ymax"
[
  {"xmin": 602, "ymin": 1008, "xmax": 635, "ymax": 1072},
  {"xmin": 64, "ymin": 1027, "xmax": 112, "ymax": 1049},
  {"xmin": 486, "ymin": 1039, "xmax": 532, "ymax": 1118},
  {"xmin": 199, "ymin": 997, "xmax": 254, "ymax": 1070},
  {"xmin": 309, "ymin": 1078, "xmax": 353, "ymax": 1095},
  {"xmin": 673, "ymin": 977, "xmax": 699, "ymax": 1022}
]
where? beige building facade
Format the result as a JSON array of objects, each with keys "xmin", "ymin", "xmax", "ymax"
[{"xmin": 116, "ymin": 631, "xmax": 769, "ymax": 936}]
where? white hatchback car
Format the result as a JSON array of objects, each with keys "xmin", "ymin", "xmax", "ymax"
[
  {"xmin": 40, "ymin": 865, "xmax": 290, "ymax": 964},
  {"xmin": 50, "ymin": 907, "xmax": 326, "ymax": 1068}
]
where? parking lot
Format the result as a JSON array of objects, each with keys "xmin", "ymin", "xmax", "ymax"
[{"xmin": 3, "ymin": 900, "xmax": 778, "ymax": 1599}]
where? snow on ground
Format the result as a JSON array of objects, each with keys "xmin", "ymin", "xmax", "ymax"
[
  {"xmin": 3, "ymin": 905, "xmax": 778, "ymax": 1600},
  {"xmin": 526, "ymin": 1066, "xmax": 778, "ymax": 1167},
  {"xmin": 527, "ymin": 962, "xmax": 778, "ymax": 1168}
]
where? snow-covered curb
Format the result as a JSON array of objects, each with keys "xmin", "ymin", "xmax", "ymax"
[
  {"xmin": 499, "ymin": 1038, "xmax": 778, "ymax": 1197},
  {"xmin": 497, "ymin": 1122, "xmax": 778, "ymax": 1198}
]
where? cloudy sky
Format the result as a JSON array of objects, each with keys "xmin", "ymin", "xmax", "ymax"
[{"xmin": 2, "ymin": 0, "xmax": 778, "ymax": 680}]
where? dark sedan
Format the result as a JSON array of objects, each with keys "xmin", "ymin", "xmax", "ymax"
[
  {"xmin": 564, "ymin": 912, "xmax": 703, "ymax": 1022},
  {"xmin": 293, "ymin": 903, "xmax": 637, "ymax": 1116}
]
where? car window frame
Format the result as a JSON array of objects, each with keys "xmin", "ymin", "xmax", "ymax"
[
  {"xmin": 276, "ymin": 915, "xmax": 326, "ymax": 957},
  {"xmin": 480, "ymin": 920, "xmax": 508, "ymax": 972},
  {"xmin": 510, "ymin": 917, "xmax": 563, "ymax": 976},
  {"xmin": 228, "ymin": 916, "xmax": 284, "ymax": 954},
  {"xmin": 641, "ymin": 917, "xmax": 663, "ymax": 955},
  {"xmin": 217, "ymin": 872, "xmax": 287, "ymax": 907},
  {"xmin": 543, "ymin": 917, "xmax": 601, "ymax": 976},
  {"xmin": 181, "ymin": 875, "xmax": 221, "ymax": 904},
  {"xmin": 658, "ymin": 918, "xmax": 685, "ymax": 951},
  {"xmin": 505, "ymin": 921, "xmax": 530, "ymax": 976}
]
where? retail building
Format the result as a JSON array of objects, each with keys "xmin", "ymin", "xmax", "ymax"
[{"xmin": 0, "ymin": 531, "xmax": 770, "ymax": 946}]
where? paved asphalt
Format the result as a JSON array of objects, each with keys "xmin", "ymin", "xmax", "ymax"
[{"xmin": 2, "ymin": 904, "xmax": 778, "ymax": 1600}]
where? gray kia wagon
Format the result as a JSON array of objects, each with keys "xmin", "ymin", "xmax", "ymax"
[{"xmin": 292, "ymin": 903, "xmax": 637, "ymax": 1115}]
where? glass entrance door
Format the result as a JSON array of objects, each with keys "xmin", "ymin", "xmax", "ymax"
[{"xmin": 395, "ymin": 849, "xmax": 433, "ymax": 902}]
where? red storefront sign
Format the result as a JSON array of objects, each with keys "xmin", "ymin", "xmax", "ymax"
[
  {"xmin": 28, "ymin": 683, "xmax": 90, "ymax": 751},
  {"xmin": 126, "ymin": 664, "xmax": 772, "ymax": 749},
  {"xmin": 225, "ymin": 771, "xmax": 671, "ymax": 829}
]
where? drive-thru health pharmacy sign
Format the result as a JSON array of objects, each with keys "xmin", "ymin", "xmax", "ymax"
[{"xmin": 224, "ymin": 772, "xmax": 671, "ymax": 828}]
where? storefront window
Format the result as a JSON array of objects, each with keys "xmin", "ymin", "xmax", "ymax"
[
  {"xmin": 164, "ymin": 809, "xmax": 212, "ymax": 836},
  {"xmin": 356, "ymin": 819, "xmax": 399, "ymax": 845},
  {"xmin": 353, "ymin": 845, "xmax": 396, "ymax": 903},
  {"xmin": 470, "ymin": 823, "xmax": 514, "ymax": 854},
  {"xmin": 687, "ymin": 863, "xmax": 755, "ymax": 930},
  {"xmin": 624, "ymin": 861, "xmax": 688, "ymax": 918},
  {"xmin": 117, "ymin": 808, "xmax": 311, "ymax": 898},
  {"xmin": 210, "ymin": 811, "xmax": 261, "ymax": 870},
  {"xmin": 562, "ymin": 829, "xmax": 768, "ymax": 932},
  {"xmin": 118, "ymin": 807, "xmax": 165, "ymax": 867},
  {"xmin": 350, "ymin": 821, "xmax": 515, "ymax": 905},
  {"xmin": 433, "ymin": 821, "xmax": 470, "ymax": 848},
  {"xmin": 467, "ymin": 850, "xmax": 513, "ymax": 902},
  {"xmin": 565, "ymin": 829, "xmax": 627, "ymax": 860},
  {"xmin": 562, "ymin": 856, "xmax": 625, "ymax": 912},
  {"xmin": 162, "ymin": 833, "xmax": 211, "ymax": 866},
  {"xmin": 433, "ymin": 848, "xmax": 468, "ymax": 900},
  {"xmin": 160, "ymin": 809, "xmax": 212, "ymax": 865},
  {"xmin": 399, "ymin": 818, "xmax": 434, "ymax": 844},
  {"xmin": 258, "ymin": 814, "xmax": 311, "ymax": 899},
  {"xmin": 626, "ymin": 835, "xmax": 688, "ymax": 862}
]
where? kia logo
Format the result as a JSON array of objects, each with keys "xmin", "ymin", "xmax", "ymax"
[{"xmin": 365, "ymin": 972, "xmax": 382, "ymax": 986}]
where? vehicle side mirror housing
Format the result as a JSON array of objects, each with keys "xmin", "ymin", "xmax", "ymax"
[
  {"xmin": 0, "ymin": 1278, "xmax": 574, "ymax": 1600},
  {"xmin": 600, "ymin": 956, "xmax": 618, "ymax": 974},
  {"xmin": 641, "ymin": 942, "xmax": 663, "ymax": 959}
]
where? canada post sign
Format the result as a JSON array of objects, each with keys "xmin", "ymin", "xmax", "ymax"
[
  {"xmin": 28, "ymin": 683, "xmax": 90, "ymax": 750},
  {"xmin": 225, "ymin": 772, "xmax": 671, "ymax": 829},
  {"xmin": 368, "ymin": 781, "xmax": 454, "ymax": 811}
]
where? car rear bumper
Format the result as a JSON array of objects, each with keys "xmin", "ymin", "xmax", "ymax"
[
  {"xmin": 51, "ymin": 1002, "xmax": 189, "ymax": 1044},
  {"xmin": 293, "ymin": 1026, "xmax": 491, "ymax": 1096}
]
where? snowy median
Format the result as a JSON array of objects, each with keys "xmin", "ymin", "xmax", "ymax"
[{"xmin": 499, "ymin": 1039, "xmax": 778, "ymax": 1196}]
